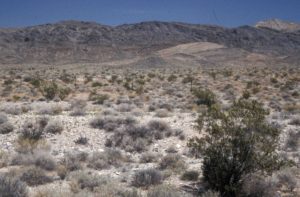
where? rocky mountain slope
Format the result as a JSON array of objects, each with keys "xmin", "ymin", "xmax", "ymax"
[
  {"xmin": 0, "ymin": 20, "xmax": 300, "ymax": 66},
  {"xmin": 256, "ymin": 18, "xmax": 300, "ymax": 32}
]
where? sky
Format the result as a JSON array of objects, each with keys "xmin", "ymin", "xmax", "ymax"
[{"xmin": 0, "ymin": 0, "xmax": 300, "ymax": 28}]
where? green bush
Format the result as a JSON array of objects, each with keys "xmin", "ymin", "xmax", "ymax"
[
  {"xmin": 188, "ymin": 99, "xmax": 286, "ymax": 197},
  {"xmin": 180, "ymin": 170, "xmax": 199, "ymax": 181},
  {"xmin": 192, "ymin": 88, "xmax": 216, "ymax": 107}
]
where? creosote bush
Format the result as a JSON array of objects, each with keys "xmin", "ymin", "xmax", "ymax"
[
  {"xmin": 188, "ymin": 99, "xmax": 287, "ymax": 197},
  {"xmin": 192, "ymin": 88, "xmax": 216, "ymax": 107}
]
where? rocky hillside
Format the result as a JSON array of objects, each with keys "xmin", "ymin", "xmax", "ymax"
[
  {"xmin": 1, "ymin": 20, "xmax": 300, "ymax": 65},
  {"xmin": 256, "ymin": 18, "xmax": 300, "ymax": 32}
]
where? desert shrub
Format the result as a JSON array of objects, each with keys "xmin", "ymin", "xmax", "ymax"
[
  {"xmin": 70, "ymin": 99, "xmax": 87, "ymax": 109},
  {"xmin": 165, "ymin": 146, "xmax": 177, "ymax": 153},
  {"xmin": 70, "ymin": 100, "xmax": 87, "ymax": 116},
  {"xmin": 70, "ymin": 107, "xmax": 86, "ymax": 116},
  {"xmin": 61, "ymin": 152, "xmax": 84, "ymax": 172},
  {"xmin": 1, "ymin": 104, "xmax": 22, "ymax": 115},
  {"xmin": 147, "ymin": 120, "xmax": 172, "ymax": 137},
  {"xmin": 90, "ymin": 115, "xmax": 136, "ymax": 131},
  {"xmin": 181, "ymin": 170, "xmax": 199, "ymax": 181},
  {"xmin": 132, "ymin": 169, "xmax": 162, "ymax": 187},
  {"xmin": 106, "ymin": 120, "xmax": 173, "ymax": 152},
  {"xmin": 0, "ymin": 151, "xmax": 9, "ymax": 168},
  {"xmin": 41, "ymin": 82, "xmax": 58, "ymax": 100},
  {"xmin": 0, "ymin": 175, "xmax": 28, "ymax": 197},
  {"xmin": 69, "ymin": 171, "xmax": 108, "ymax": 192},
  {"xmin": 0, "ymin": 113, "xmax": 8, "ymax": 124},
  {"xmin": 167, "ymin": 74, "xmax": 177, "ymax": 82},
  {"xmin": 36, "ymin": 104, "xmax": 62, "ymax": 115},
  {"xmin": 276, "ymin": 168, "xmax": 297, "ymax": 192},
  {"xmin": 155, "ymin": 109, "xmax": 169, "ymax": 117},
  {"xmin": 148, "ymin": 100, "xmax": 173, "ymax": 112},
  {"xmin": 284, "ymin": 130, "xmax": 300, "ymax": 151},
  {"xmin": 289, "ymin": 117, "xmax": 300, "ymax": 125},
  {"xmin": 159, "ymin": 154, "xmax": 186, "ymax": 173},
  {"xmin": 19, "ymin": 121, "xmax": 44, "ymax": 141},
  {"xmin": 140, "ymin": 152, "xmax": 158, "ymax": 163},
  {"xmin": 20, "ymin": 167, "xmax": 52, "ymax": 186},
  {"xmin": 90, "ymin": 94, "xmax": 109, "ymax": 105},
  {"xmin": 188, "ymin": 99, "xmax": 285, "ymax": 197},
  {"xmin": 11, "ymin": 150, "xmax": 56, "ymax": 171},
  {"xmin": 147, "ymin": 185, "xmax": 181, "ymax": 197},
  {"xmin": 270, "ymin": 77, "xmax": 278, "ymax": 84},
  {"xmin": 44, "ymin": 120, "xmax": 63, "ymax": 134},
  {"xmin": 193, "ymin": 88, "xmax": 216, "ymax": 107},
  {"xmin": 242, "ymin": 90, "xmax": 251, "ymax": 99},
  {"xmin": 92, "ymin": 81, "xmax": 103, "ymax": 87},
  {"xmin": 37, "ymin": 116, "xmax": 49, "ymax": 129},
  {"xmin": 75, "ymin": 136, "xmax": 89, "ymax": 145},
  {"xmin": 88, "ymin": 149, "xmax": 125, "ymax": 170},
  {"xmin": 241, "ymin": 174, "xmax": 277, "ymax": 197},
  {"xmin": 0, "ymin": 122, "xmax": 14, "ymax": 134},
  {"xmin": 182, "ymin": 75, "xmax": 194, "ymax": 90},
  {"xmin": 118, "ymin": 103, "xmax": 136, "ymax": 113}
]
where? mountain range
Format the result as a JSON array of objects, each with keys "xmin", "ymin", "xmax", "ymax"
[{"xmin": 0, "ymin": 19, "xmax": 300, "ymax": 67}]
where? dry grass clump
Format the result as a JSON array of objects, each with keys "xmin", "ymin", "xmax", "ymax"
[
  {"xmin": 11, "ymin": 150, "xmax": 56, "ymax": 171},
  {"xmin": 0, "ymin": 103, "xmax": 23, "ymax": 115},
  {"xmin": 74, "ymin": 136, "xmax": 89, "ymax": 145},
  {"xmin": 18, "ymin": 120, "xmax": 45, "ymax": 141},
  {"xmin": 241, "ymin": 174, "xmax": 278, "ymax": 197},
  {"xmin": 132, "ymin": 168, "xmax": 163, "ymax": 187},
  {"xmin": 44, "ymin": 120, "xmax": 63, "ymax": 134},
  {"xmin": 0, "ymin": 112, "xmax": 14, "ymax": 134},
  {"xmin": 60, "ymin": 151, "xmax": 87, "ymax": 173},
  {"xmin": 284, "ymin": 130, "xmax": 300, "ymax": 151},
  {"xmin": 20, "ymin": 167, "xmax": 53, "ymax": 186},
  {"xmin": 0, "ymin": 151, "xmax": 9, "ymax": 168},
  {"xmin": 90, "ymin": 115, "xmax": 136, "ymax": 132},
  {"xmin": 87, "ymin": 149, "xmax": 127, "ymax": 170},
  {"xmin": 140, "ymin": 152, "xmax": 158, "ymax": 163},
  {"xmin": 0, "ymin": 114, "xmax": 14, "ymax": 134},
  {"xmin": 69, "ymin": 99, "xmax": 87, "ymax": 116},
  {"xmin": 276, "ymin": 168, "xmax": 298, "ymax": 192},
  {"xmin": 68, "ymin": 170, "xmax": 108, "ymax": 192},
  {"xmin": 159, "ymin": 154, "xmax": 186, "ymax": 173},
  {"xmin": 0, "ymin": 175, "xmax": 28, "ymax": 197},
  {"xmin": 148, "ymin": 100, "xmax": 173, "ymax": 112},
  {"xmin": 0, "ymin": 113, "xmax": 8, "ymax": 124},
  {"xmin": 36, "ymin": 104, "xmax": 63, "ymax": 115},
  {"xmin": 105, "ymin": 120, "xmax": 173, "ymax": 152}
]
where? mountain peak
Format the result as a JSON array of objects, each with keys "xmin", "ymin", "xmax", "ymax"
[{"xmin": 255, "ymin": 18, "xmax": 300, "ymax": 32}]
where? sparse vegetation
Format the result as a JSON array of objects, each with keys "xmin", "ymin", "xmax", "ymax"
[{"xmin": 132, "ymin": 169, "xmax": 163, "ymax": 187}]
